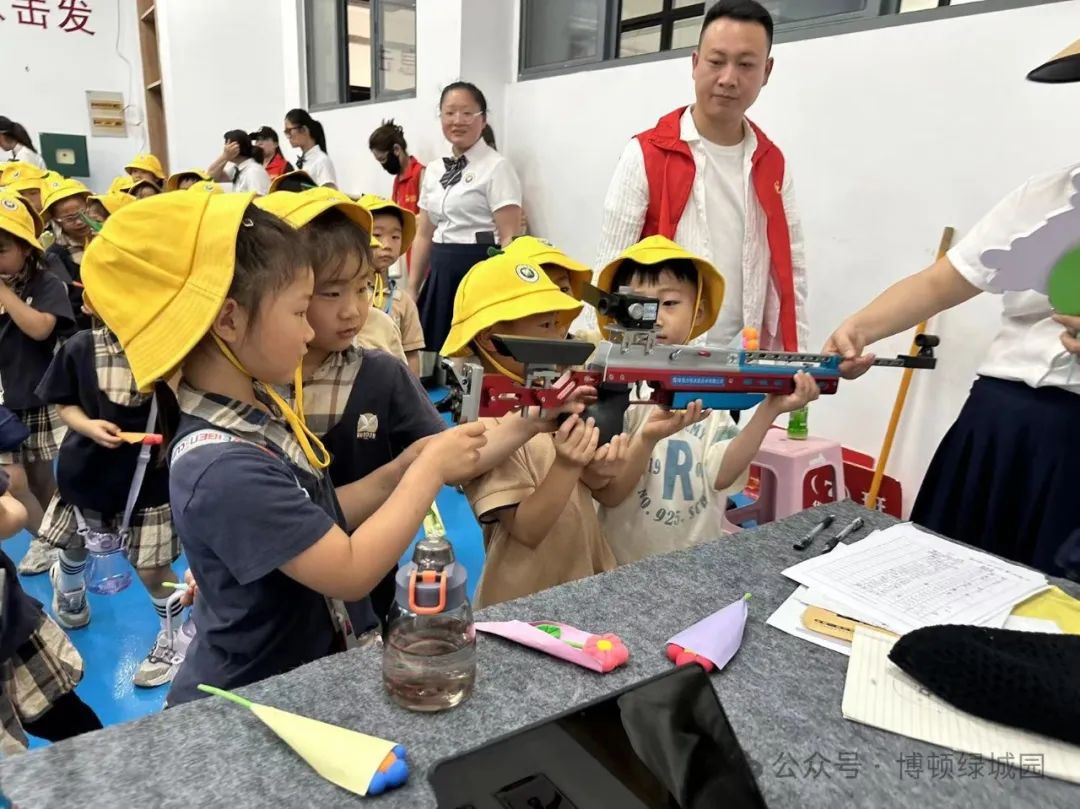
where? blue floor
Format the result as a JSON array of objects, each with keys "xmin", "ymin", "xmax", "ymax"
[{"xmin": 14, "ymin": 392, "xmax": 486, "ymax": 749}]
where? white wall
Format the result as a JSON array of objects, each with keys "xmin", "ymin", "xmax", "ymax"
[
  {"xmin": 0, "ymin": 0, "xmax": 147, "ymax": 192},
  {"xmin": 501, "ymin": 1, "xmax": 1080, "ymax": 513},
  {"xmin": 156, "ymin": 0, "xmax": 288, "ymax": 174}
]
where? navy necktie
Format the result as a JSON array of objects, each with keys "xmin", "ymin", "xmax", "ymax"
[{"xmin": 440, "ymin": 155, "xmax": 468, "ymax": 189}]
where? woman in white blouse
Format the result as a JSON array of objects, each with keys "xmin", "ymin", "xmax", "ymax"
[
  {"xmin": 824, "ymin": 40, "xmax": 1080, "ymax": 577},
  {"xmin": 0, "ymin": 117, "xmax": 47, "ymax": 169},
  {"xmin": 408, "ymin": 82, "xmax": 523, "ymax": 352},
  {"xmin": 283, "ymin": 109, "xmax": 337, "ymax": 189}
]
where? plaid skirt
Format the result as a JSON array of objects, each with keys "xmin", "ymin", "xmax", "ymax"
[
  {"xmin": 0, "ymin": 406, "xmax": 66, "ymax": 465},
  {"xmin": 0, "ymin": 613, "xmax": 84, "ymax": 755},
  {"xmin": 40, "ymin": 494, "xmax": 179, "ymax": 570}
]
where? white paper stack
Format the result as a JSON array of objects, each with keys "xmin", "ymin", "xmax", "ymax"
[{"xmin": 773, "ymin": 523, "xmax": 1049, "ymax": 639}]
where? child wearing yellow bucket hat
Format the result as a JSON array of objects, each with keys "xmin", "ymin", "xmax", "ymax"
[
  {"xmin": 41, "ymin": 178, "xmax": 93, "ymax": 332},
  {"xmin": 124, "ymin": 153, "xmax": 166, "ymax": 186},
  {"xmin": 358, "ymin": 193, "xmax": 425, "ymax": 375},
  {"xmin": 165, "ymin": 168, "xmax": 212, "ymax": 192},
  {"xmin": 260, "ymin": 188, "xmax": 593, "ymax": 622},
  {"xmin": 444, "ymin": 253, "xmax": 620, "ymax": 607},
  {"xmin": 0, "ymin": 191, "xmax": 76, "ymax": 576},
  {"xmin": 589, "ymin": 236, "xmax": 819, "ymax": 565},
  {"xmin": 128, "ymin": 179, "xmax": 162, "ymax": 200},
  {"xmin": 80, "ymin": 190, "xmax": 488, "ymax": 705}
]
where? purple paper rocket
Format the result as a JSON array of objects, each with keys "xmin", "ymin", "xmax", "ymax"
[{"xmin": 666, "ymin": 593, "xmax": 751, "ymax": 672}]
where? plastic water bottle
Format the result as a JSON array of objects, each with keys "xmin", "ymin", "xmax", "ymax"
[
  {"xmin": 787, "ymin": 406, "xmax": 809, "ymax": 441},
  {"xmin": 83, "ymin": 528, "xmax": 133, "ymax": 595},
  {"xmin": 383, "ymin": 534, "xmax": 475, "ymax": 712}
]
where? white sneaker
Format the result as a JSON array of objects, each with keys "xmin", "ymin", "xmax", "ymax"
[
  {"xmin": 49, "ymin": 561, "xmax": 90, "ymax": 629},
  {"xmin": 133, "ymin": 629, "xmax": 187, "ymax": 689},
  {"xmin": 19, "ymin": 537, "xmax": 57, "ymax": 575}
]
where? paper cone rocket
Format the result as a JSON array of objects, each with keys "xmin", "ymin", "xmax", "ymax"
[
  {"xmin": 666, "ymin": 594, "xmax": 751, "ymax": 673},
  {"xmin": 198, "ymin": 685, "xmax": 408, "ymax": 797}
]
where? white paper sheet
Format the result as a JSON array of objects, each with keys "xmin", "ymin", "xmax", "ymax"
[
  {"xmin": 843, "ymin": 627, "xmax": 1080, "ymax": 785},
  {"xmin": 784, "ymin": 524, "xmax": 1049, "ymax": 634}
]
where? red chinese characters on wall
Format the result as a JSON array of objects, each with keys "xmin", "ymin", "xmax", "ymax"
[{"xmin": 2, "ymin": 0, "xmax": 95, "ymax": 34}]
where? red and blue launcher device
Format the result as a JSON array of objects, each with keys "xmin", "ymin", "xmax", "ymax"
[{"xmin": 454, "ymin": 285, "xmax": 938, "ymax": 442}]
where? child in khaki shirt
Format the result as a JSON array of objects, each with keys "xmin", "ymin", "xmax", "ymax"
[
  {"xmin": 442, "ymin": 252, "xmax": 622, "ymax": 607},
  {"xmin": 358, "ymin": 194, "xmax": 425, "ymax": 375}
]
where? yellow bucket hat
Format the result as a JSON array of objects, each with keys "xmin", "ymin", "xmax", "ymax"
[
  {"xmin": 5, "ymin": 175, "xmax": 43, "ymax": 199},
  {"xmin": 596, "ymin": 235, "xmax": 724, "ymax": 342},
  {"xmin": 81, "ymin": 191, "xmax": 256, "ymax": 390},
  {"xmin": 125, "ymin": 153, "xmax": 166, "ymax": 181},
  {"xmin": 1029, "ymin": 37, "xmax": 1080, "ymax": 83},
  {"xmin": 502, "ymin": 236, "xmax": 592, "ymax": 299},
  {"xmin": 128, "ymin": 179, "xmax": 162, "ymax": 197},
  {"xmin": 88, "ymin": 192, "xmax": 135, "ymax": 216},
  {"xmin": 268, "ymin": 170, "xmax": 317, "ymax": 194},
  {"xmin": 357, "ymin": 193, "xmax": 416, "ymax": 253},
  {"xmin": 441, "ymin": 254, "xmax": 583, "ymax": 359},
  {"xmin": 42, "ymin": 179, "xmax": 90, "ymax": 215},
  {"xmin": 186, "ymin": 180, "xmax": 223, "ymax": 195},
  {"xmin": 0, "ymin": 191, "xmax": 44, "ymax": 251},
  {"xmin": 256, "ymin": 187, "xmax": 373, "ymax": 235},
  {"xmin": 0, "ymin": 162, "xmax": 48, "ymax": 186},
  {"xmin": 165, "ymin": 168, "xmax": 212, "ymax": 192},
  {"xmin": 109, "ymin": 175, "xmax": 135, "ymax": 194}
]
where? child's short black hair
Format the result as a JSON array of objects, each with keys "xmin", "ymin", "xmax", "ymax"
[
  {"xmin": 371, "ymin": 207, "xmax": 404, "ymax": 228},
  {"xmin": 303, "ymin": 208, "xmax": 372, "ymax": 284},
  {"xmin": 610, "ymin": 257, "xmax": 698, "ymax": 292}
]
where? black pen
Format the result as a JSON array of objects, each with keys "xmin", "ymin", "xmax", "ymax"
[
  {"xmin": 820, "ymin": 516, "xmax": 866, "ymax": 555},
  {"xmin": 793, "ymin": 514, "xmax": 834, "ymax": 551}
]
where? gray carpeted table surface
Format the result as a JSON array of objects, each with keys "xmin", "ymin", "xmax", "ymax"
[{"xmin": 3, "ymin": 501, "xmax": 1077, "ymax": 808}]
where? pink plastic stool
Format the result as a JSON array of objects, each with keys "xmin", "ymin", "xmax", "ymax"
[{"xmin": 722, "ymin": 432, "xmax": 847, "ymax": 532}]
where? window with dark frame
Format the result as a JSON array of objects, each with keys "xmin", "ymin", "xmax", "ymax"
[
  {"xmin": 306, "ymin": 0, "xmax": 416, "ymax": 109},
  {"xmin": 520, "ymin": 0, "xmax": 1007, "ymax": 74}
]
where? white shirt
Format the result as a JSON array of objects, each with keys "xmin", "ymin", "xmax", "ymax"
[
  {"xmin": 298, "ymin": 145, "xmax": 337, "ymax": 188},
  {"xmin": 599, "ymin": 396, "xmax": 747, "ymax": 565},
  {"xmin": 596, "ymin": 108, "xmax": 808, "ymax": 351},
  {"xmin": 11, "ymin": 143, "xmax": 46, "ymax": 170},
  {"xmin": 229, "ymin": 158, "xmax": 270, "ymax": 195},
  {"xmin": 948, "ymin": 163, "xmax": 1080, "ymax": 394},
  {"xmin": 418, "ymin": 139, "xmax": 522, "ymax": 245},
  {"xmin": 699, "ymin": 137, "xmax": 747, "ymax": 345}
]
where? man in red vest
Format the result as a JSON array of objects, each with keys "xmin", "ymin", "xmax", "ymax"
[{"xmin": 596, "ymin": 0, "xmax": 807, "ymax": 352}]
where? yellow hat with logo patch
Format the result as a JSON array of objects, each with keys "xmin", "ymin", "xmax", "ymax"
[
  {"xmin": 185, "ymin": 180, "xmax": 223, "ymax": 195},
  {"xmin": 441, "ymin": 254, "xmax": 583, "ymax": 358},
  {"xmin": 356, "ymin": 193, "xmax": 416, "ymax": 253},
  {"xmin": 88, "ymin": 192, "xmax": 135, "ymax": 216},
  {"xmin": 125, "ymin": 153, "xmax": 166, "ymax": 181},
  {"xmin": 256, "ymin": 187, "xmax": 373, "ymax": 235},
  {"xmin": 0, "ymin": 161, "xmax": 48, "ymax": 186},
  {"xmin": 42, "ymin": 178, "xmax": 90, "ymax": 214},
  {"xmin": 81, "ymin": 191, "xmax": 257, "ymax": 390},
  {"xmin": 0, "ymin": 191, "xmax": 44, "ymax": 251},
  {"xmin": 165, "ymin": 168, "xmax": 212, "ymax": 192},
  {"xmin": 502, "ymin": 236, "xmax": 591, "ymax": 299},
  {"xmin": 596, "ymin": 235, "xmax": 724, "ymax": 342}
]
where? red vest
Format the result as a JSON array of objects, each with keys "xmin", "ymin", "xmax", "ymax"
[
  {"xmin": 392, "ymin": 156, "xmax": 424, "ymax": 214},
  {"xmin": 636, "ymin": 107, "xmax": 799, "ymax": 351}
]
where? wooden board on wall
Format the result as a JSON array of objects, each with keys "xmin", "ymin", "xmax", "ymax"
[{"xmin": 137, "ymin": 0, "xmax": 168, "ymax": 171}]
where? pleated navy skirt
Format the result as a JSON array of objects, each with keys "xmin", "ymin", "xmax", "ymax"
[
  {"xmin": 419, "ymin": 242, "xmax": 491, "ymax": 354},
  {"xmin": 912, "ymin": 376, "xmax": 1080, "ymax": 576}
]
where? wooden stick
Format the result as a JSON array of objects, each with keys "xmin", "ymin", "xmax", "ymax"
[{"xmin": 865, "ymin": 226, "xmax": 955, "ymax": 512}]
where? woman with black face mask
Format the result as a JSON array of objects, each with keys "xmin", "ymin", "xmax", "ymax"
[{"xmin": 368, "ymin": 119, "xmax": 424, "ymax": 216}]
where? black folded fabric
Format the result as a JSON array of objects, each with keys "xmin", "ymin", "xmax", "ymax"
[{"xmin": 889, "ymin": 625, "xmax": 1080, "ymax": 745}]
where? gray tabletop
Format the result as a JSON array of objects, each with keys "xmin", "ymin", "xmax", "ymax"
[{"xmin": 2, "ymin": 501, "xmax": 1076, "ymax": 808}]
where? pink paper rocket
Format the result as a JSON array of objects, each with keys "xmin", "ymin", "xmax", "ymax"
[{"xmin": 666, "ymin": 594, "xmax": 751, "ymax": 673}]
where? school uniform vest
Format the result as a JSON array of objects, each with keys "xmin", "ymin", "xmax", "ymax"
[{"xmin": 636, "ymin": 107, "xmax": 800, "ymax": 352}]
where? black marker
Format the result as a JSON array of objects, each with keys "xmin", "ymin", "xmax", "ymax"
[
  {"xmin": 820, "ymin": 516, "xmax": 866, "ymax": 555},
  {"xmin": 794, "ymin": 514, "xmax": 834, "ymax": 551}
]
